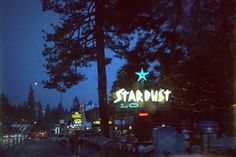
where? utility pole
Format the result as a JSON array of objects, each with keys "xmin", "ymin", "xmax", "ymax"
[{"xmin": 60, "ymin": 92, "xmax": 63, "ymax": 105}]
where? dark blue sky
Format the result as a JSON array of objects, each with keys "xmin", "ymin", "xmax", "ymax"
[{"xmin": 1, "ymin": 0, "xmax": 125, "ymax": 108}]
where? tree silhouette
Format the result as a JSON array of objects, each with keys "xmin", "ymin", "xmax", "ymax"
[
  {"xmin": 44, "ymin": 104, "xmax": 53, "ymax": 128},
  {"xmin": 70, "ymin": 96, "xmax": 80, "ymax": 112},
  {"xmin": 25, "ymin": 86, "xmax": 36, "ymax": 124},
  {"xmin": 179, "ymin": 0, "xmax": 235, "ymax": 130},
  {"xmin": 41, "ymin": 0, "xmax": 131, "ymax": 136},
  {"xmin": 110, "ymin": 0, "xmax": 235, "ymax": 131},
  {"xmin": 41, "ymin": 0, "xmax": 235, "ymax": 135},
  {"xmin": 32, "ymin": 101, "xmax": 44, "ymax": 131},
  {"xmin": 37, "ymin": 101, "xmax": 44, "ymax": 121},
  {"xmin": 55, "ymin": 103, "xmax": 65, "ymax": 121},
  {"xmin": 0, "ymin": 94, "xmax": 10, "ymax": 125}
]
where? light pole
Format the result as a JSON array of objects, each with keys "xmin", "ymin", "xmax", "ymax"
[
  {"xmin": 34, "ymin": 82, "xmax": 63, "ymax": 105},
  {"xmin": 33, "ymin": 82, "xmax": 42, "ymax": 102},
  {"xmin": 34, "ymin": 82, "xmax": 39, "ymax": 86},
  {"xmin": 60, "ymin": 92, "xmax": 63, "ymax": 105}
]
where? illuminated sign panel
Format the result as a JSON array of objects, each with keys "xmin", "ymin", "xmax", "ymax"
[
  {"xmin": 59, "ymin": 119, "xmax": 65, "ymax": 124},
  {"xmin": 71, "ymin": 112, "xmax": 83, "ymax": 125},
  {"xmin": 113, "ymin": 68, "xmax": 172, "ymax": 109},
  {"xmin": 72, "ymin": 112, "xmax": 82, "ymax": 119},
  {"xmin": 93, "ymin": 120, "xmax": 112, "ymax": 125},
  {"xmin": 114, "ymin": 89, "xmax": 171, "ymax": 103},
  {"xmin": 136, "ymin": 68, "xmax": 149, "ymax": 82},
  {"xmin": 74, "ymin": 119, "xmax": 82, "ymax": 124},
  {"xmin": 139, "ymin": 112, "xmax": 149, "ymax": 117}
]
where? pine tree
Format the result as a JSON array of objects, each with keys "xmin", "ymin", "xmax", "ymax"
[
  {"xmin": 55, "ymin": 103, "xmax": 65, "ymax": 122},
  {"xmin": 44, "ymin": 104, "xmax": 52, "ymax": 128},
  {"xmin": 41, "ymin": 0, "xmax": 131, "ymax": 136},
  {"xmin": 37, "ymin": 101, "xmax": 43, "ymax": 121},
  {"xmin": 71, "ymin": 96, "xmax": 80, "ymax": 112},
  {"xmin": 26, "ymin": 86, "xmax": 36, "ymax": 124},
  {"xmin": 110, "ymin": 0, "xmax": 235, "ymax": 131},
  {"xmin": 0, "ymin": 94, "xmax": 10, "ymax": 124}
]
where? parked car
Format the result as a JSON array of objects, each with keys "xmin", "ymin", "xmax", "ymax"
[
  {"xmin": 39, "ymin": 131, "xmax": 49, "ymax": 138},
  {"xmin": 29, "ymin": 132, "xmax": 40, "ymax": 139}
]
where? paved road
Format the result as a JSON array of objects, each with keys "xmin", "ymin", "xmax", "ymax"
[
  {"xmin": 1, "ymin": 138, "xmax": 228, "ymax": 157},
  {"xmin": 2, "ymin": 138, "xmax": 75, "ymax": 157},
  {"xmin": 1, "ymin": 138, "xmax": 147, "ymax": 157}
]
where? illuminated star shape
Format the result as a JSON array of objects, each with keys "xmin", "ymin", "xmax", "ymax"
[{"xmin": 135, "ymin": 68, "xmax": 149, "ymax": 82}]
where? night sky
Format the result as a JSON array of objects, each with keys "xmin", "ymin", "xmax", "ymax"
[{"xmin": 1, "ymin": 0, "xmax": 125, "ymax": 108}]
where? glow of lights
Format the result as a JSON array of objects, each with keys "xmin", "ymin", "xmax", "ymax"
[
  {"xmin": 138, "ymin": 112, "xmax": 149, "ymax": 117},
  {"xmin": 144, "ymin": 90, "xmax": 151, "ymax": 101},
  {"xmin": 128, "ymin": 90, "xmax": 136, "ymax": 102},
  {"xmin": 113, "ymin": 67, "xmax": 172, "ymax": 109},
  {"xmin": 135, "ymin": 68, "xmax": 149, "ymax": 82},
  {"xmin": 129, "ymin": 126, "xmax": 132, "ymax": 130},
  {"xmin": 114, "ymin": 89, "xmax": 171, "ymax": 103},
  {"xmin": 158, "ymin": 89, "xmax": 165, "ymax": 102},
  {"xmin": 74, "ymin": 119, "xmax": 82, "ymax": 124},
  {"xmin": 93, "ymin": 121, "xmax": 100, "ymax": 125},
  {"xmin": 71, "ymin": 112, "xmax": 82, "ymax": 119},
  {"xmin": 207, "ymin": 127, "xmax": 212, "ymax": 131},
  {"xmin": 93, "ymin": 120, "xmax": 112, "ymax": 125},
  {"xmin": 129, "ymin": 103, "xmax": 139, "ymax": 108},
  {"xmin": 120, "ymin": 103, "xmax": 139, "ymax": 109}
]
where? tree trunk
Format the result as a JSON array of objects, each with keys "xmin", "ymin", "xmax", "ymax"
[{"xmin": 95, "ymin": 0, "xmax": 109, "ymax": 137}]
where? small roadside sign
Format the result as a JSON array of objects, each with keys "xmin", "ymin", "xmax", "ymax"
[{"xmin": 71, "ymin": 112, "xmax": 82, "ymax": 119}]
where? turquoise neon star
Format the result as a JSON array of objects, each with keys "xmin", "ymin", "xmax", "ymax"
[{"xmin": 135, "ymin": 68, "xmax": 149, "ymax": 82}]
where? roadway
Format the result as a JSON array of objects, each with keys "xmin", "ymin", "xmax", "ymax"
[
  {"xmin": 1, "ymin": 138, "xmax": 230, "ymax": 157},
  {"xmin": 1, "ymin": 138, "xmax": 140, "ymax": 157},
  {"xmin": 1, "ymin": 138, "xmax": 74, "ymax": 157}
]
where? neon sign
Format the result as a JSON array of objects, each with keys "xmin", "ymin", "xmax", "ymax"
[
  {"xmin": 136, "ymin": 68, "xmax": 149, "ymax": 82},
  {"xmin": 113, "ymin": 68, "xmax": 172, "ymax": 109},
  {"xmin": 114, "ymin": 89, "xmax": 171, "ymax": 103},
  {"xmin": 120, "ymin": 102, "xmax": 139, "ymax": 109}
]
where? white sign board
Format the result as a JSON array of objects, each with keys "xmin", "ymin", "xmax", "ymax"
[
  {"xmin": 74, "ymin": 119, "xmax": 82, "ymax": 124},
  {"xmin": 59, "ymin": 119, "xmax": 65, "ymax": 124}
]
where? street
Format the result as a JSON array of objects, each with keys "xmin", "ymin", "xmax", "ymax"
[
  {"xmin": 0, "ymin": 137, "xmax": 233, "ymax": 157},
  {"xmin": 1, "ymin": 138, "xmax": 148, "ymax": 157},
  {"xmin": 1, "ymin": 138, "xmax": 75, "ymax": 157}
]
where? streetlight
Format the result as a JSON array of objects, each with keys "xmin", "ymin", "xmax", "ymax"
[
  {"xmin": 60, "ymin": 92, "xmax": 63, "ymax": 105},
  {"xmin": 34, "ymin": 82, "xmax": 63, "ymax": 104},
  {"xmin": 34, "ymin": 82, "xmax": 39, "ymax": 86},
  {"xmin": 33, "ymin": 82, "xmax": 42, "ymax": 102}
]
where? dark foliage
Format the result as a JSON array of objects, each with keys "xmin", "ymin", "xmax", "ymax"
[{"xmin": 110, "ymin": 0, "xmax": 236, "ymax": 132}]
